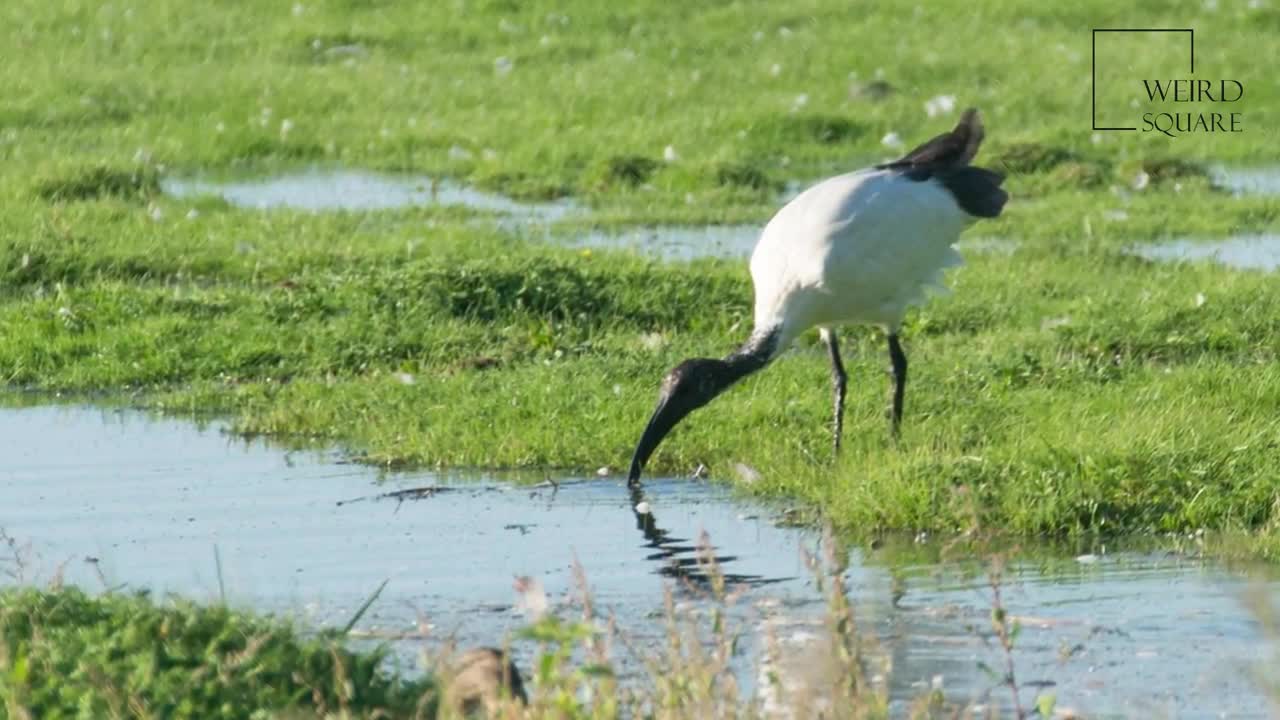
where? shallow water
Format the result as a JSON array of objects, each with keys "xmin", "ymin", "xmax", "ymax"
[
  {"xmin": 1213, "ymin": 166, "xmax": 1280, "ymax": 196},
  {"xmin": 161, "ymin": 169, "xmax": 577, "ymax": 221},
  {"xmin": 1130, "ymin": 234, "xmax": 1280, "ymax": 271},
  {"xmin": 2, "ymin": 404, "xmax": 1277, "ymax": 716},
  {"xmin": 160, "ymin": 168, "xmax": 1020, "ymax": 262},
  {"xmin": 563, "ymin": 228, "xmax": 1014, "ymax": 261}
]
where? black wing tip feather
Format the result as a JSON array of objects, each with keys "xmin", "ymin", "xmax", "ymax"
[{"xmin": 877, "ymin": 106, "xmax": 1008, "ymax": 218}]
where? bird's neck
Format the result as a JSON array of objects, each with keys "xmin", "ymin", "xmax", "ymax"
[{"xmin": 721, "ymin": 325, "xmax": 782, "ymax": 385}]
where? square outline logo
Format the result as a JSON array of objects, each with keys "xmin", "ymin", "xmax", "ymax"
[{"xmin": 1092, "ymin": 28, "xmax": 1195, "ymax": 131}]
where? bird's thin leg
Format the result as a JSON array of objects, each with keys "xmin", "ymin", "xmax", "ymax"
[
  {"xmin": 822, "ymin": 328, "xmax": 848, "ymax": 454},
  {"xmin": 887, "ymin": 333, "xmax": 908, "ymax": 436}
]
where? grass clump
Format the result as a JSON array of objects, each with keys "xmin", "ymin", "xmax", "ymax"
[
  {"xmin": 0, "ymin": 587, "xmax": 435, "ymax": 719},
  {"xmin": 713, "ymin": 162, "xmax": 778, "ymax": 191},
  {"xmin": 33, "ymin": 166, "xmax": 159, "ymax": 203},
  {"xmin": 588, "ymin": 155, "xmax": 661, "ymax": 190},
  {"xmin": 991, "ymin": 142, "xmax": 1077, "ymax": 174}
]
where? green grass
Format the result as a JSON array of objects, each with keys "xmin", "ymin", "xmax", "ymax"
[
  {"xmin": 0, "ymin": 587, "xmax": 435, "ymax": 719},
  {"xmin": 3, "ymin": 0, "xmax": 1280, "ymax": 557}
]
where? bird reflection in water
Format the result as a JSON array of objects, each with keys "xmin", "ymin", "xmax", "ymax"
[{"xmin": 628, "ymin": 483, "xmax": 790, "ymax": 591}]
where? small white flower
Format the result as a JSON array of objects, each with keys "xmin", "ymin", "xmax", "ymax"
[
  {"xmin": 778, "ymin": 26, "xmax": 793, "ymax": 38},
  {"xmin": 769, "ymin": 63, "xmax": 782, "ymax": 77},
  {"xmin": 663, "ymin": 145, "xmax": 679, "ymax": 163},
  {"xmin": 185, "ymin": 209, "xmax": 199, "ymax": 220},
  {"xmin": 595, "ymin": 466, "xmax": 610, "ymax": 477},
  {"xmin": 291, "ymin": 2, "xmax": 304, "ymax": 16},
  {"xmin": 1132, "ymin": 171, "xmax": 1150, "ymax": 190},
  {"xmin": 494, "ymin": 56, "xmax": 514, "ymax": 76},
  {"xmin": 1195, "ymin": 292, "xmax": 1207, "ymax": 307},
  {"xmin": 148, "ymin": 204, "xmax": 164, "ymax": 222},
  {"xmin": 752, "ymin": 30, "xmax": 764, "ymax": 42},
  {"xmin": 639, "ymin": 332, "xmax": 666, "ymax": 351},
  {"xmin": 881, "ymin": 131, "xmax": 904, "ymax": 149},
  {"xmin": 280, "ymin": 118, "xmax": 294, "ymax": 138},
  {"xmin": 448, "ymin": 145, "xmax": 473, "ymax": 161},
  {"xmin": 1091, "ymin": 132, "xmax": 1103, "ymax": 145},
  {"xmin": 215, "ymin": 121, "xmax": 226, "ymax": 134},
  {"xmin": 924, "ymin": 94, "xmax": 956, "ymax": 118},
  {"xmin": 393, "ymin": 372, "xmax": 415, "ymax": 385},
  {"xmin": 634, "ymin": 501, "xmax": 652, "ymax": 515},
  {"xmin": 791, "ymin": 93, "xmax": 809, "ymax": 111}
]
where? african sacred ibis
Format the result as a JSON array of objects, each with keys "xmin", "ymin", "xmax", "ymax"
[{"xmin": 627, "ymin": 108, "xmax": 1007, "ymax": 486}]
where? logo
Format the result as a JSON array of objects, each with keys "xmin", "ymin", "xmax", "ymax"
[{"xmin": 1091, "ymin": 28, "xmax": 1243, "ymax": 137}]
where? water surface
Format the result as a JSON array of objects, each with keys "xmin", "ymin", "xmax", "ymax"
[
  {"xmin": 1213, "ymin": 166, "xmax": 1280, "ymax": 196},
  {"xmin": 1130, "ymin": 234, "xmax": 1280, "ymax": 271},
  {"xmin": 2, "ymin": 405, "xmax": 1276, "ymax": 717},
  {"xmin": 162, "ymin": 169, "xmax": 577, "ymax": 221}
]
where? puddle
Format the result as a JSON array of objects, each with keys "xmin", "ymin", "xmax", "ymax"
[
  {"xmin": 2, "ymin": 404, "xmax": 1278, "ymax": 716},
  {"xmin": 161, "ymin": 169, "xmax": 577, "ymax": 221},
  {"xmin": 1212, "ymin": 166, "xmax": 1280, "ymax": 196},
  {"xmin": 567, "ymin": 224, "xmax": 761, "ymax": 260},
  {"xmin": 563, "ymin": 228, "xmax": 1015, "ymax": 261},
  {"xmin": 1130, "ymin": 234, "xmax": 1280, "ymax": 271},
  {"xmin": 160, "ymin": 168, "xmax": 1017, "ymax": 263}
]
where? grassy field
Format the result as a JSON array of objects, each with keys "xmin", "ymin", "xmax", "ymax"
[{"xmin": 3, "ymin": 0, "xmax": 1280, "ymax": 560}]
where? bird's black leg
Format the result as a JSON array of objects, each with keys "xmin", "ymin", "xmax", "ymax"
[
  {"xmin": 887, "ymin": 333, "xmax": 908, "ymax": 436},
  {"xmin": 823, "ymin": 329, "xmax": 848, "ymax": 454}
]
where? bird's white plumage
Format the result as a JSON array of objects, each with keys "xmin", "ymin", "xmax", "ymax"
[{"xmin": 749, "ymin": 168, "xmax": 973, "ymax": 352}]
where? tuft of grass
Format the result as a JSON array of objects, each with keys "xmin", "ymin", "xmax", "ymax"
[
  {"xmin": 992, "ymin": 143, "xmax": 1077, "ymax": 174},
  {"xmin": 589, "ymin": 154, "xmax": 661, "ymax": 189},
  {"xmin": 0, "ymin": 587, "xmax": 436, "ymax": 719},
  {"xmin": 713, "ymin": 161, "xmax": 778, "ymax": 191},
  {"xmin": 33, "ymin": 166, "xmax": 159, "ymax": 203}
]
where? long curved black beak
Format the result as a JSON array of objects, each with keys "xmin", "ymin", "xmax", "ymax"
[{"xmin": 627, "ymin": 397, "xmax": 681, "ymax": 486}]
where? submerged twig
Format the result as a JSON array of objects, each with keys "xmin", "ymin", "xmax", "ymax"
[
  {"xmin": 334, "ymin": 485, "xmax": 456, "ymax": 507},
  {"xmin": 214, "ymin": 544, "xmax": 226, "ymax": 605},
  {"xmin": 342, "ymin": 578, "xmax": 389, "ymax": 635}
]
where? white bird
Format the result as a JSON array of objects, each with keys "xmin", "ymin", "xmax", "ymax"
[{"xmin": 627, "ymin": 108, "xmax": 1007, "ymax": 486}]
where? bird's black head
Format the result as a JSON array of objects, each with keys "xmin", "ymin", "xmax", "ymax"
[{"xmin": 627, "ymin": 358, "xmax": 730, "ymax": 486}]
